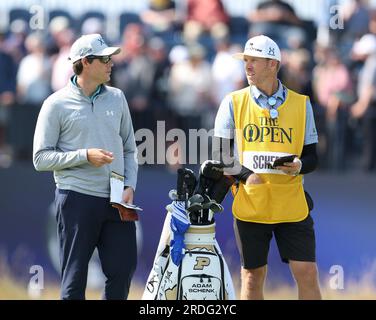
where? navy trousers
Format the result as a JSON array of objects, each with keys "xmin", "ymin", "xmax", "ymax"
[{"xmin": 54, "ymin": 188, "xmax": 137, "ymax": 300}]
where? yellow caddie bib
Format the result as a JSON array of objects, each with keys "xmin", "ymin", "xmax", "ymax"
[{"xmin": 230, "ymin": 86, "xmax": 309, "ymax": 223}]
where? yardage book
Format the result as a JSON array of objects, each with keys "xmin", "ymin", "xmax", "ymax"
[{"xmin": 110, "ymin": 171, "xmax": 143, "ymax": 211}]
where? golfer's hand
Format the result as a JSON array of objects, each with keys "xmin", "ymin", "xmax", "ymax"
[
  {"xmin": 112, "ymin": 187, "xmax": 138, "ymax": 221},
  {"xmin": 245, "ymin": 173, "xmax": 263, "ymax": 185},
  {"xmin": 87, "ymin": 149, "xmax": 114, "ymax": 167},
  {"xmin": 122, "ymin": 187, "xmax": 134, "ymax": 204},
  {"xmin": 276, "ymin": 158, "xmax": 302, "ymax": 176}
]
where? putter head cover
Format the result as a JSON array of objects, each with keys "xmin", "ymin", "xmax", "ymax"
[
  {"xmin": 196, "ymin": 160, "xmax": 224, "ymax": 196},
  {"xmin": 208, "ymin": 174, "xmax": 235, "ymax": 204},
  {"xmin": 186, "ymin": 161, "xmax": 226, "ymax": 225},
  {"xmin": 176, "ymin": 168, "xmax": 197, "ymax": 201},
  {"xmin": 197, "ymin": 160, "xmax": 235, "ymax": 204}
]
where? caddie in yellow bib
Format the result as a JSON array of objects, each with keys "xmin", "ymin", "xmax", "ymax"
[
  {"xmin": 231, "ymin": 86, "xmax": 308, "ymax": 224},
  {"xmin": 213, "ymin": 34, "xmax": 321, "ymax": 300}
]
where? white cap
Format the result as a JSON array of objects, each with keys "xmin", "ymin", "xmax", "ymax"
[
  {"xmin": 10, "ymin": 19, "xmax": 28, "ymax": 34},
  {"xmin": 352, "ymin": 34, "xmax": 376, "ymax": 56},
  {"xmin": 233, "ymin": 35, "xmax": 281, "ymax": 62},
  {"xmin": 68, "ymin": 33, "xmax": 120, "ymax": 64},
  {"xmin": 169, "ymin": 45, "xmax": 188, "ymax": 64},
  {"xmin": 49, "ymin": 16, "xmax": 70, "ymax": 34},
  {"xmin": 81, "ymin": 17, "xmax": 104, "ymax": 35}
]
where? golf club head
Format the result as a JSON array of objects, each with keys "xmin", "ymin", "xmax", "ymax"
[
  {"xmin": 209, "ymin": 203, "xmax": 223, "ymax": 213},
  {"xmin": 169, "ymin": 189, "xmax": 178, "ymax": 201},
  {"xmin": 200, "ymin": 160, "xmax": 224, "ymax": 181},
  {"xmin": 186, "ymin": 194, "xmax": 204, "ymax": 213},
  {"xmin": 196, "ymin": 194, "xmax": 222, "ymax": 213},
  {"xmin": 189, "ymin": 194, "xmax": 204, "ymax": 204},
  {"xmin": 202, "ymin": 197, "xmax": 223, "ymax": 213},
  {"xmin": 176, "ymin": 168, "xmax": 197, "ymax": 200}
]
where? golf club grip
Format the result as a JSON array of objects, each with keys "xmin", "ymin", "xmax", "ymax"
[{"xmin": 176, "ymin": 168, "xmax": 185, "ymax": 196}]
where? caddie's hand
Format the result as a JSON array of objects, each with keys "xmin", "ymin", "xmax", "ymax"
[
  {"xmin": 276, "ymin": 157, "xmax": 302, "ymax": 176},
  {"xmin": 87, "ymin": 148, "xmax": 114, "ymax": 167},
  {"xmin": 245, "ymin": 173, "xmax": 263, "ymax": 185}
]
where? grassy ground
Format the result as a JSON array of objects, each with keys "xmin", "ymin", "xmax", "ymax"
[
  {"xmin": 1, "ymin": 255, "xmax": 375, "ymax": 300},
  {"xmin": 0, "ymin": 277, "xmax": 143, "ymax": 300},
  {"xmin": 1, "ymin": 274, "xmax": 376, "ymax": 300}
]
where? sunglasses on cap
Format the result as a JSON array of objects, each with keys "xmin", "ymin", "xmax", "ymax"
[{"xmin": 86, "ymin": 55, "xmax": 112, "ymax": 64}]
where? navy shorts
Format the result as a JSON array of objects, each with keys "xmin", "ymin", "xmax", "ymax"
[{"xmin": 234, "ymin": 215, "xmax": 316, "ymax": 269}]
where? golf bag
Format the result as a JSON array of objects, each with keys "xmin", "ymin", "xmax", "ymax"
[{"xmin": 142, "ymin": 161, "xmax": 236, "ymax": 300}]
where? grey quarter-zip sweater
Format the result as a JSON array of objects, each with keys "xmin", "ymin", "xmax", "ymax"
[{"xmin": 33, "ymin": 78, "xmax": 138, "ymax": 198}]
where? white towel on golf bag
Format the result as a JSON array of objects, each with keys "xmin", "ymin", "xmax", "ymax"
[{"xmin": 142, "ymin": 204, "xmax": 236, "ymax": 300}]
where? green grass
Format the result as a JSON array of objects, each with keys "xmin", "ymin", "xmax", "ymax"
[
  {"xmin": 1, "ymin": 258, "xmax": 376, "ymax": 300},
  {"xmin": 1, "ymin": 276, "xmax": 376, "ymax": 300}
]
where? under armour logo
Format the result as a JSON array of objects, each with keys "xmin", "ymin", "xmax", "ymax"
[
  {"xmin": 106, "ymin": 110, "xmax": 114, "ymax": 116},
  {"xmin": 268, "ymin": 47, "xmax": 275, "ymax": 56},
  {"xmin": 97, "ymin": 37, "xmax": 105, "ymax": 46}
]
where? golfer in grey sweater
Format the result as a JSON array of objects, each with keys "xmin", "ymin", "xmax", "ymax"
[{"xmin": 33, "ymin": 34, "xmax": 138, "ymax": 300}]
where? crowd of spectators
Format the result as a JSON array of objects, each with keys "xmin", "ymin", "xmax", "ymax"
[{"xmin": 0, "ymin": 0, "xmax": 375, "ymax": 172}]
